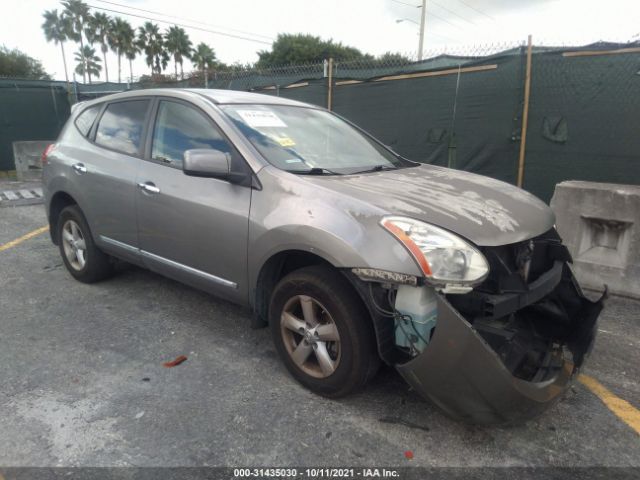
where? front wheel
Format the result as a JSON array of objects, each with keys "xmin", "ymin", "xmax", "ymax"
[{"xmin": 269, "ymin": 265, "xmax": 379, "ymax": 398}]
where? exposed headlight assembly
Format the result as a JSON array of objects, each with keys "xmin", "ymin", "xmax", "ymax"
[{"xmin": 381, "ymin": 216, "xmax": 489, "ymax": 290}]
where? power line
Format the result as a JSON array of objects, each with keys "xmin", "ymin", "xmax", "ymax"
[
  {"xmin": 396, "ymin": 18, "xmax": 456, "ymax": 42},
  {"xmin": 430, "ymin": 2, "xmax": 477, "ymax": 26},
  {"xmin": 415, "ymin": 10, "xmax": 464, "ymax": 31},
  {"xmin": 455, "ymin": 0, "xmax": 496, "ymax": 21},
  {"xmin": 389, "ymin": 0, "xmax": 466, "ymax": 31},
  {"xmin": 85, "ymin": 3, "xmax": 272, "ymax": 45},
  {"xmin": 390, "ymin": 0, "xmax": 420, "ymax": 7},
  {"xmin": 93, "ymin": 0, "xmax": 274, "ymax": 41}
]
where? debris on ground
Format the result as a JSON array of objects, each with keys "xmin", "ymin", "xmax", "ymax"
[{"xmin": 163, "ymin": 355, "xmax": 188, "ymax": 368}]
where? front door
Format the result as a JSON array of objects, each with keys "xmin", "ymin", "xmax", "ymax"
[{"xmin": 135, "ymin": 99, "xmax": 252, "ymax": 303}]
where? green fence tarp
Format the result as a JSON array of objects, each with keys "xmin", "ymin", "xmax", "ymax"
[
  {"xmin": 1, "ymin": 42, "xmax": 638, "ymax": 203},
  {"xmin": 259, "ymin": 45, "xmax": 640, "ymax": 202},
  {"xmin": 331, "ymin": 54, "xmax": 525, "ymax": 186},
  {"xmin": 523, "ymin": 50, "xmax": 640, "ymax": 201},
  {"xmin": 0, "ymin": 82, "xmax": 70, "ymax": 170}
]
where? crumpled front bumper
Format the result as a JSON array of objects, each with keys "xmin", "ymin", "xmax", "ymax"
[{"xmin": 396, "ymin": 265, "xmax": 604, "ymax": 425}]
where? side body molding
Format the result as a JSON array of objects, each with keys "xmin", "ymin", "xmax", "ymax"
[{"xmin": 99, "ymin": 235, "xmax": 238, "ymax": 290}]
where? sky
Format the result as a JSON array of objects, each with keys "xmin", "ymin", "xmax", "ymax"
[{"xmin": 2, "ymin": 0, "xmax": 639, "ymax": 82}]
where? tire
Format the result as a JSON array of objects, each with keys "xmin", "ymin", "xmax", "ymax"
[
  {"xmin": 57, "ymin": 205, "xmax": 113, "ymax": 283},
  {"xmin": 269, "ymin": 265, "xmax": 379, "ymax": 398}
]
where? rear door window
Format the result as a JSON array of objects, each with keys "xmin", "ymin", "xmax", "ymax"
[
  {"xmin": 95, "ymin": 100, "xmax": 150, "ymax": 156},
  {"xmin": 74, "ymin": 104, "xmax": 102, "ymax": 137},
  {"xmin": 150, "ymin": 100, "xmax": 233, "ymax": 169}
]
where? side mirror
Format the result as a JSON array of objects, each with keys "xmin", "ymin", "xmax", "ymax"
[{"xmin": 183, "ymin": 149, "xmax": 231, "ymax": 179}]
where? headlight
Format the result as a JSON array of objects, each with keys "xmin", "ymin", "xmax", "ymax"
[{"xmin": 381, "ymin": 216, "xmax": 489, "ymax": 285}]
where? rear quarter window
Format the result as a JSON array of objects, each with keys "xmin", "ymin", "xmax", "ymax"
[
  {"xmin": 74, "ymin": 104, "xmax": 102, "ymax": 137},
  {"xmin": 95, "ymin": 100, "xmax": 150, "ymax": 156}
]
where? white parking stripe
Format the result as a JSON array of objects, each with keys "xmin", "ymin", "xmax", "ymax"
[
  {"xmin": 33, "ymin": 188, "xmax": 43, "ymax": 197},
  {"xmin": 19, "ymin": 189, "xmax": 35, "ymax": 199},
  {"xmin": 3, "ymin": 191, "xmax": 18, "ymax": 200}
]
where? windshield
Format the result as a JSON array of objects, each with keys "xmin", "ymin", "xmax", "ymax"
[{"xmin": 220, "ymin": 104, "xmax": 405, "ymax": 174}]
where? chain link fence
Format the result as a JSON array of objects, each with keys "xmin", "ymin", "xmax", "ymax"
[{"xmin": 1, "ymin": 38, "xmax": 639, "ymax": 202}]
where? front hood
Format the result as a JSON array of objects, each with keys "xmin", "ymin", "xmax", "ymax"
[{"xmin": 304, "ymin": 164, "xmax": 554, "ymax": 247}]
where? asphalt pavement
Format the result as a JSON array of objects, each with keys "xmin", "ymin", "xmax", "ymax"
[{"xmin": 0, "ymin": 203, "xmax": 638, "ymax": 470}]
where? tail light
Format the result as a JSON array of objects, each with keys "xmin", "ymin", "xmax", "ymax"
[{"xmin": 41, "ymin": 143, "xmax": 55, "ymax": 165}]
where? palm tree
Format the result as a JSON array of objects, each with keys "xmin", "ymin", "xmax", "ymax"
[
  {"xmin": 192, "ymin": 42, "xmax": 216, "ymax": 87},
  {"xmin": 74, "ymin": 45, "xmax": 101, "ymax": 84},
  {"xmin": 87, "ymin": 12, "xmax": 111, "ymax": 82},
  {"xmin": 164, "ymin": 26, "xmax": 192, "ymax": 80},
  {"xmin": 108, "ymin": 17, "xmax": 135, "ymax": 83},
  {"xmin": 124, "ymin": 43, "xmax": 139, "ymax": 83},
  {"xmin": 42, "ymin": 9, "xmax": 73, "ymax": 83},
  {"xmin": 62, "ymin": 0, "xmax": 90, "ymax": 83},
  {"xmin": 137, "ymin": 21, "xmax": 168, "ymax": 75}
]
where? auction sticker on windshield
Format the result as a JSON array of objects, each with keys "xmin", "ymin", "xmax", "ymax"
[
  {"xmin": 237, "ymin": 110, "xmax": 287, "ymax": 128},
  {"xmin": 269, "ymin": 134, "xmax": 296, "ymax": 147}
]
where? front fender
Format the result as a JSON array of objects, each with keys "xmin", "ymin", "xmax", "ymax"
[{"xmin": 248, "ymin": 167, "xmax": 422, "ymax": 294}]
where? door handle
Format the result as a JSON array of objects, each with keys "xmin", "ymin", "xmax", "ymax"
[
  {"xmin": 72, "ymin": 163, "xmax": 87, "ymax": 174},
  {"xmin": 137, "ymin": 182, "xmax": 160, "ymax": 194}
]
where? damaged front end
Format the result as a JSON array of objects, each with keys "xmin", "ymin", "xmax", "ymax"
[{"xmin": 353, "ymin": 229, "xmax": 605, "ymax": 425}]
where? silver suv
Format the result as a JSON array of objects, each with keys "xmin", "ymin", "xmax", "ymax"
[{"xmin": 43, "ymin": 89, "xmax": 604, "ymax": 424}]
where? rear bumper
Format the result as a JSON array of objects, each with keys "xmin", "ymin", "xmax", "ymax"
[{"xmin": 396, "ymin": 264, "xmax": 604, "ymax": 424}]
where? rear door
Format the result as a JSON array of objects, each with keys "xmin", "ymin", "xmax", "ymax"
[
  {"xmin": 83, "ymin": 98, "xmax": 151, "ymax": 263},
  {"xmin": 135, "ymin": 98, "xmax": 252, "ymax": 303}
]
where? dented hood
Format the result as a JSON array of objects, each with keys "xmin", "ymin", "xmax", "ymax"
[{"xmin": 306, "ymin": 164, "xmax": 554, "ymax": 247}]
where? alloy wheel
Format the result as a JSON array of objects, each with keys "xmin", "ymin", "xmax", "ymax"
[{"xmin": 280, "ymin": 295, "xmax": 341, "ymax": 378}]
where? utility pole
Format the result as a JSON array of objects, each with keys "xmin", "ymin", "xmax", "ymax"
[{"xmin": 418, "ymin": 0, "xmax": 426, "ymax": 60}]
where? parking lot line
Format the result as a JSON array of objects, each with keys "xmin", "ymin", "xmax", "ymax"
[
  {"xmin": 0, "ymin": 225, "xmax": 49, "ymax": 252},
  {"xmin": 579, "ymin": 374, "xmax": 640, "ymax": 435},
  {"xmin": 2, "ymin": 190, "xmax": 19, "ymax": 201},
  {"xmin": 18, "ymin": 189, "xmax": 35, "ymax": 199}
]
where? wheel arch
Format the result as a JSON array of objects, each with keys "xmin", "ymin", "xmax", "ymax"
[
  {"xmin": 48, "ymin": 191, "xmax": 79, "ymax": 245},
  {"xmin": 252, "ymin": 249, "xmax": 334, "ymax": 328},
  {"xmin": 250, "ymin": 248, "xmax": 390, "ymax": 364}
]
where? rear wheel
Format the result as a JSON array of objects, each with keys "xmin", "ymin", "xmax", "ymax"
[
  {"xmin": 57, "ymin": 205, "xmax": 113, "ymax": 283},
  {"xmin": 269, "ymin": 265, "xmax": 379, "ymax": 397}
]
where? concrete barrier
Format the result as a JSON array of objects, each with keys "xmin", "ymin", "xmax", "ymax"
[
  {"xmin": 12, "ymin": 141, "xmax": 51, "ymax": 181},
  {"xmin": 551, "ymin": 181, "xmax": 640, "ymax": 299}
]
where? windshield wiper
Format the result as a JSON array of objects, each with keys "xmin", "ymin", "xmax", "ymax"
[
  {"xmin": 288, "ymin": 167, "xmax": 344, "ymax": 176},
  {"xmin": 350, "ymin": 164, "xmax": 398, "ymax": 175}
]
